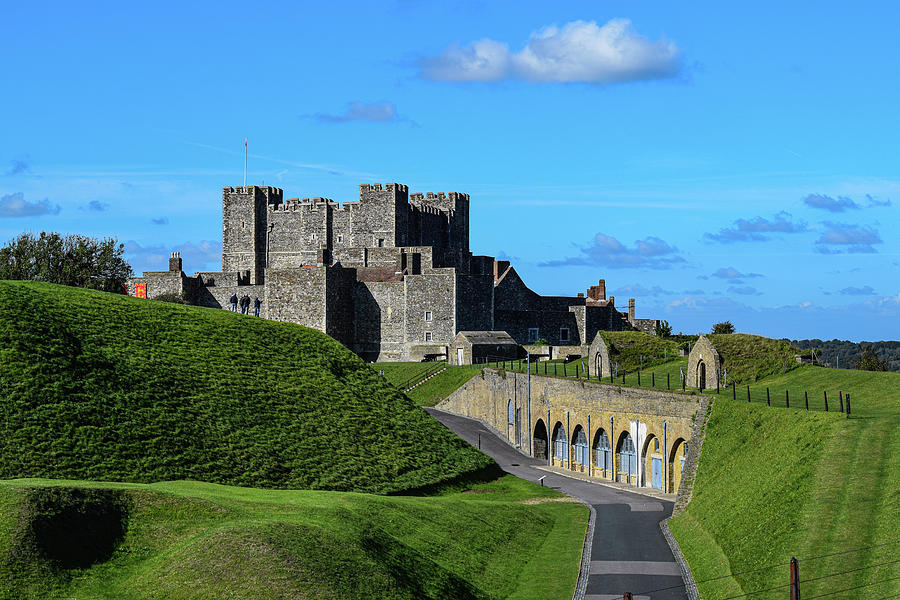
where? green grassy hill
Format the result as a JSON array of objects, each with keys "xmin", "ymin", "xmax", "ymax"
[
  {"xmin": 0, "ymin": 281, "xmax": 493, "ymax": 494},
  {"xmin": 671, "ymin": 363, "xmax": 900, "ymax": 599},
  {"xmin": 0, "ymin": 476, "xmax": 587, "ymax": 600}
]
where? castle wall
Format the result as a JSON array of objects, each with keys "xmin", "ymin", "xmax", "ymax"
[
  {"xmin": 353, "ymin": 280, "xmax": 407, "ymax": 361},
  {"xmin": 265, "ymin": 268, "xmax": 328, "ymax": 330},
  {"xmin": 438, "ymin": 369, "xmax": 697, "ymax": 491},
  {"xmin": 222, "ymin": 186, "xmax": 282, "ymax": 284},
  {"xmin": 403, "ymin": 271, "xmax": 456, "ymax": 352},
  {"xmin": 456, "ymin": 274, "xmax": 494, "ymax": 332}
]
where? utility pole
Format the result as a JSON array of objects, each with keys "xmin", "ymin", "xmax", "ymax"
[{"xmin": 527, "ymin": 353, "xmax": 532, "ymax": 457}]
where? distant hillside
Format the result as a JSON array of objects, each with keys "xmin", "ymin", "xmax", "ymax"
[
  {"xmin": 787, "ymin": 339, "xmax": 900, "ymax": 371},
  {"xmin": 0, "ymin": 281, "xmax": 494, "ymax": 494}
]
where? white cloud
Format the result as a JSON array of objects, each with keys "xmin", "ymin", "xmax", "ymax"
[
  {"xmin": 419, "ymin": 19, "xmax": 682, "ymax": 85},
  {"xmin": 0, "ymin": 192, "xmax": 60, "ymax": 217}
]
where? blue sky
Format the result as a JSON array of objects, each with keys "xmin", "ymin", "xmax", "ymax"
[{"xmin": 3, "ymin": 0, "xmax": 899, "ymax": 341}]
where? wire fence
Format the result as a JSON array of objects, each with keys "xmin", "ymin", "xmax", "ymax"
[{"xmin": 473, "ymin": 356, "xmax": 852, "ymax": 416}]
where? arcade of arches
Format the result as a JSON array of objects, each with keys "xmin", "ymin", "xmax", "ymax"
[{"xmin": 439, "ymin": 368, "xmax": 698, "ymax": 495}]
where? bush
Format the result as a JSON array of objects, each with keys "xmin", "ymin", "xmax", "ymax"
[{"xmin": 154, "ymin": 292, "xmax": 189, "ymax": 305}]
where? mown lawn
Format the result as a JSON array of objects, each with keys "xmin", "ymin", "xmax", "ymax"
[
  {"xmin": 670, "ymin": 364, "xmax": 900, "ymax": 599},
  {"xmin": 0, "ymin": 476, "xmax": 588, "ymax": 600}
]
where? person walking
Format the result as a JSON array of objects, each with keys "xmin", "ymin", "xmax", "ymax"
[
  {"xmin": 241, "ymin": 294, "xmax": 250, "ymax": 315},
  {"xmin": 230, "ymin": 293, "xmax": 238, "ymax": 312},
  {"xmin": 253, "ymin": 297, "xmax": 261, "ymax": 317}
]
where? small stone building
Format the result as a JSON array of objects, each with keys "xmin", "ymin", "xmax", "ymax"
[
  {"xmin": 450, "ymin": 331, "xmax": 519, "ymax": 365},
  {"xmin": 587, "ymin": 332, "xmax": 612, "ymax": 378},
  {"xmin": 686, "ymin": 335, "xmax": 723, "ymax": 390}
]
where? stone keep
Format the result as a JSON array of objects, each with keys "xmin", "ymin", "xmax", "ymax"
[{"xmin": 130, "ymin": 182, "xmax": 658, "ymax": 361}]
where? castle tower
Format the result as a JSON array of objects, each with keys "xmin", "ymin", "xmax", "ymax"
[
  {"xmin": 222, "ymin": 186, "xmax": 283, "ymax": 284},
  {"xmin": 355, "ymin": 183, "xmax": 410, "ymax": 248}
]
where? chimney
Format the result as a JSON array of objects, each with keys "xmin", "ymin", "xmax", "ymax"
[
  {"xmin": 628, "ymin": 298, "xmax": 636, "ymax": 324},
  {"xmin": 598, "ymin": 279, "xmax": 606, "ymax": 300},
  {"xmin": 169, "ymin": 251, "xmax": 182, "ymax": 272}
]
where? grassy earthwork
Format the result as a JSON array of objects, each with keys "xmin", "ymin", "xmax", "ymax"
[
  {"xmin": 0, "ymin": 475, "xmax": 587, "ymax": 600},
  {"xmin": 0, "ymin": 281, "xmax": 589, "ymax": 599},
  {"xmin": 670, "ymin": 364, "xmax": 900, "ymax": 600}
]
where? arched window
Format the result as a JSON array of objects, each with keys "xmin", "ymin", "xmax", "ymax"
[
  {"xmin": 507, "ymin": 400, "xmax": 515, "ymax": 425},
  {"xmin": 572, "ymin": 426, "xmax": 588, "ymax": 470},
  {"xmin": 594, "ymin": 429, "xmax": 611, "ymax": 475},
  {"xmin": 617, "ymin": 432, "xmax": 636, "ymax": 484},
  {"xmin": 552, "ymin": 423, "xmax": 568, "ymax": 462}
]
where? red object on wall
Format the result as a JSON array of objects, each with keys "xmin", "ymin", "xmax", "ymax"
[{"xmin": 135, "ymin": 283, "xmax": 146, "ymax": 298}]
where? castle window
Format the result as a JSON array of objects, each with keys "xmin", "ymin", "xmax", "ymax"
[
  {"xmin": 654, "ymin": 438, "xmax": 660, "ymax": 452},
  {"xmin": 528, "ymin": 328, "xmax": 539, "ymax": 343},
  {"xmin": 424, "ymin": 331, "xmax": 433, "ymax": 342},
  {"xmin": 337, "ymin": 234, "xmax": 343, "ymax": 243},
  {"xmin": 425, "ymin": 311, "xmax": 432, "ymax": 322},
  {"xmin": 560, "ymin": 327, "xmax": 570, "ymax": 343},
  {"xmin": 377, "ymin": 238, "xmax": 385, "ymax": 247}
]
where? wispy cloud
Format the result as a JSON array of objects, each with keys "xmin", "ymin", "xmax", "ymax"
[
  {"xmin": 804, "ymin": 194, "xmax": 859, "ymax": 212},
  {"xmin": 79, "ymin": 200, "xmax": 109, "ymax": 212},
  {"xmin": 704, "ymin": 211, "xmax": 808, "ymax": 243},
  {"xmin": 5, "ymin": 159, "xmax": 30, "ymax": 176},
  {"xmin": 124, "ymin": 240, "xmax": 221, "ymax": 272},
  {"xmin": 313, "ymin": 101, "xmax": 409, "ymax": 124},
  {"xmin": 727, "ymin": 285, "xmax": 762, "ymax": 296},
  {"xmin": 865, "ymin": 194, "xmax": 892, "ymax": 208},
  {"xmin": 419, "ymin": 19, "xmax": 683, "ymax": 85},
  {"xmin": 539, "ymin": 232, "xmax": 685, "ymax": 270},
  {"xmin": 839, "ymin": 286, "xmax": 876, "ymax": 296},
  {"xmin": 0, "ymin": 192, "xmax": 60, "ymax": 217},
  {"xmin": 613, "ymin": 283, "xmax": 674, "ymax": 297},
  {"xmin": 814, "ymin": 222, "xmax": 882, "ymax": 254},
  {"xmin": 711, "ymin": 267, "xmax": 763, "ymax": 284},
  {"xmin": 151, "ymin": 217, "xmax": 169, "ymax": 225}
]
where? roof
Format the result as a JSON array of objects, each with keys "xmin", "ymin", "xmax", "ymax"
[{"xmin": 455, "ymin": 331, "xmax": 518, "ymax": 346}]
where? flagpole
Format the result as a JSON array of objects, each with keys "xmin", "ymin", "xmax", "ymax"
[{"xmin": 243, "ymin": 138, "xmax": 247, "ymax": 188}]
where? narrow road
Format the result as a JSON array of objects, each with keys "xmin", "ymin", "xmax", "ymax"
[{"xmin": 426, "ymin": 408, "xmax": 688, "ymax": 600}]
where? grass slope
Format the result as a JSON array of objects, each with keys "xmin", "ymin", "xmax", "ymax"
[
  {"xmin": 707, "ymin": 333, "xmax": 802, "ymax": 383},
  {"xmin": 0, "ymin": 476, "xmax": 587, "ymax": 600},
  {"xmin": 0, "ymin": 281, "xmax": 493, "ymax": 494},
  {"xmin": 670, "ymin": 364, "xmax": 900, "ymax": 599}
]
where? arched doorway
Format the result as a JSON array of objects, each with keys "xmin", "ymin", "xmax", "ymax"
[
  {"xmin": 593, "ymin": 428, "xmax": 612, "ymax": 479},
  {"xmin": 698, "ymin": 361, "xmax": 706, "ymax": 391},
  {"xmin": 571, "ymin": 425, "xmax": 588, "ymax": 472},
  {"xmin": 642, "ymin": 434, "xmax": 663, "ymax": 490},
  {"xmin": 595, "ymin": 353, "xmax": 603, "ymax": 378},
  {"xmin": 668, "ymin": 438, "xmax": 687, "ymax": 494},
  {"xmin": 616, "ymin": 431, "xmax": 636, "ymax": 485},
  {"xmin": 533, "ymin": 419, "xmax": 548, "ymax": 460},
  {"xmin": 551, "ymin": 422, "xmax": 568, "ymax": 467}
]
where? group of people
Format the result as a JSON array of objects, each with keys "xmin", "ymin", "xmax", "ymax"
[{"xmin": 229, "ymin": 293, "xmax": 261, "ymax": 316}]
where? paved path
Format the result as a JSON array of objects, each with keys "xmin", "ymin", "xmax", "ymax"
[{"xmin": 426, "ymin": 408, "xmax": 688, "ymax": 600}]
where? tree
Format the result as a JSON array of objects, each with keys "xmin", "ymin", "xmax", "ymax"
[
  {"xmin": 655, "ymin": 320, "xmax": 672, "ymax": 337},
  {"xmin": 712, "ymin": 321, "xmax": 735, "ymax": 334},
  {"xmin": 0, "ymin": 231, "xmax": 133, "ymax": 293},
  {"xmin": 856, "ymin": 345, "xmax": 888, "ymax": 371}
]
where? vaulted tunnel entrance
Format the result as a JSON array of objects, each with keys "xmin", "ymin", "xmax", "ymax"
[{"xmin": 533, "ymin": 419, "xmax": 548, "ymax": 460}]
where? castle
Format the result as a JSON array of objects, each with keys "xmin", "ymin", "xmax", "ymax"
[{"xmin": 129, "ymin": 183, "xmax": 659, "ymax": 361}]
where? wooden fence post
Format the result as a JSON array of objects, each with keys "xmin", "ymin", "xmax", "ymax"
[
  {"xmin": 747, "ymin": 385, "xmax": 751, "ymax": 402},
  {"xmin": 652, "ymin": 372, "xmax": 655, "ymax": 388},
  {"xmin": 766, "ymin": 388, "xmax": 770, "ymax": 406},
  {"xmin": 638, "ymin": 371, "xmax": 641, "ymax": 386},
  {"xmin": 667, "ymin": 373, "xmax": 670, "ymax": 390},
  {"xmin": 786, "ymin": 389, "xmax": 789, "ymax": 408},
  {"xmin": 805, "ymin": 391, "xmax": 809, "ymax": 410},
  {"xmin": 846, "ymin": 393, "xmax": 851, "ymax": 416},
  {"xmin": 839, "ymin": 391, "xmax": 844, "ymax": 413},
  {"xmin": 824, "ymin": 391, "xmax": 828, "ymax": 412},
  {"xmin": 733, "ymin": 381, "xmax": 736, "ymax": 400},
  {"xmin": 790, "ymin": 556, "xmax": 800, "ymax": 600}
]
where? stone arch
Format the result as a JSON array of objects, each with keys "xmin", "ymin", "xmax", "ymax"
[
  {"xmin": 642, "ymin": 433, "xmax": 663, "ymax": 490},
  {"xmin": 615, "ymin": 430, "xmax": 637, "ymax": 485},
  {"xmin": 571, "ymin": 425, "xmax": 588, "ymax": 472},
  {"xmin": 533, "ymin": 419, "xmax": 548, "ymax": 460},
  {"xmin": 592, "ymin": 428, "xmax": 612, "ymax": 479},
  {"xmin": 588, "ymin": 332, "xmax": 611, "ymax": 379},
  {"xmin": 668, "ymin": 438, "xmax": 687, "ymax": 494},
  {"xmin": 551, "ymin": 422, "xmax": 568, "ymax": 467},
  {"xmin": 687, "ymin": 335, "xmax": 722, "ymax": 388}
]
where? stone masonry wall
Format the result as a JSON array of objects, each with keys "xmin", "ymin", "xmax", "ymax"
[{"xmin": 438, "ymin": 369, "xmax": 699, "ymax": 491}]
